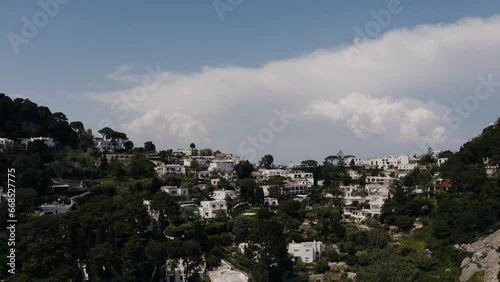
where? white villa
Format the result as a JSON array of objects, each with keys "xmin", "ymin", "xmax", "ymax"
[
  {"xmin": 211, "ymin": 178, "xmax": 221, "ymax": 186},
  {"xmin": 198, "ymin": 200, "xmax": 227, "ymax": 219},
  {"xmin": 345, "ymin": 157, "xmax": 364, "ymax": 167},
  {"xmin": 30, "ymin": 137, "xmax": 56, "ymax": 148},
  {"xmin": 212, "ymin": 190, "xmax": 236, "ymax": 200},
  {"xmin": 437, "ymin": 158, "xmax": 448, "ymax": 167},
  {"xmin": 287, "ymin": 171, "xmax": 314, "ymax": 187},
  {"xmin": 398, "ymin": 163, "xmax": 418, "ymax": 171},
  {"xmin": 339, "ymin": 186, "xmax": 363, "ymax": 206},
  {"xmin": 39, "ymin": 202, "xmax": 72, "ymax": 215},
  {"xmin": 283, "ymin": 181, "xmax": 309, "ymax": 195},
  {"xmin": 157, "ymin": 164, "xmax": 186, "ymax": 176},
  {"xmin": 288, "ymin": 241, "xmax": 323, "ymax": 263},
  {"xmin": 342, "ymin": 184, "xmax": 389, "ymax": 223},
  {"xmin": 365, "ymin": 176, "xmax": 394, "ymax": 185},
  {"xmin": 172, "ymin": 148, "xmax": 192, "ymax": 156},
  {"xmin": 161, "ymin": 186, "xmax": 189, "ymax": 196},
  {"xmin": 95, "ymin": 138, "xmax": 125, "ymax": 152},
  {"xmin": 208, "ymin": 160, "xmax": 234, "ymax": 173},
  {"xmin": 264, "ymin": 197, "xmax": 279, "ymax": 207},
  {"xmin": 0, "ymin": 138, "xmax": 14, "ymax": 151}
]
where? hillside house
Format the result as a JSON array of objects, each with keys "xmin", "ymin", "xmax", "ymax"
[
  {"xmin": 288, "ymin": 241, "xmax": 323, "ymax": 263},
  {"xmin": 198, "ymin": 200, "xmax": 227, "ymax": 219}
]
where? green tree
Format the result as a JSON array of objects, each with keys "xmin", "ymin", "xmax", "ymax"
[
  {"xmin": 232, "ymin": 215, "xmax": 255, "ymax": 242},
  {"xmin": 259, "ymin": 154, "xmax": 274, "ymax": 169},
  {"xmin": 127, "ymin": 154, "xmax": 155, "ymax": 179},
  {"xmin": 396, "ymin": 215, "xmax": 414, "ymax": 232},
  {"xmin": 144, "ymin": 141, "xmax": 156, "ymax": 152},
  {"xmin": 89, "ymin": 242, "xmax": 116, "ymax": 281},
  {"xmin": 239, "ymin": 178, "xmax": 259, "ymax": 204},
  {"xmin": 190, "ymin": 143, "xmax": 196, "ymax": 155},
  {"xmin": 235, "ymin": 160, "xmax": 254, "ymax": 179}
]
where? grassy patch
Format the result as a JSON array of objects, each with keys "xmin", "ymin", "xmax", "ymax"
[
  {"xmin": 468, "ymin": 271, "xmax": 485, "ymax": 282},
  {"xmin": 398, "ymin": 235, "xmax": 427, "ymax": 253}
]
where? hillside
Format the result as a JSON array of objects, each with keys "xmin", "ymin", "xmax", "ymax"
[{"xmin": 0, "ymin": 93, "xmax": 86, "ymax": 148}]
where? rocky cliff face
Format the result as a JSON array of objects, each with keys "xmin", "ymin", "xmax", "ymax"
[{"xmin": 457, "ymin": 229, "xmax": 500, "ymax": 282}]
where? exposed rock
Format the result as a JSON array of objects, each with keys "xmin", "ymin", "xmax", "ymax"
[
  {"xmin": 424, "ymin": 248, "xmax": 433, "ymax": 258},
  {"xmin": 472, "ymin": 252, "xmax": 483, "ymax": 263},
  {"xmin": 459, "ymin": 229, "xmax": 500, "ymax": 281},
  {"xmin": 459, "ymin": 263, "xmax": 479, "ymax": 282},
  {"xmin": 482, "ymin": 249, "xmax": 499, "ymax": 282},
  {"xmin": 461, "ymin": 257, "xmax": 471, "ymax": 269}
]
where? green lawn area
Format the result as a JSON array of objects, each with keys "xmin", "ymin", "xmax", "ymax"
[
  {"xmin": 397, "ymin": 227, "xmax": 432, "ymax": 253},
  {"xmin": 397, "ymin": 226, "xmax": 465, "ymax": 281}
]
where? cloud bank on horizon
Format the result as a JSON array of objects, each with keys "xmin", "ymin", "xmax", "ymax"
[{"xmin": 86, "ymin": 15, "xmax": 500, "ymax": 162}]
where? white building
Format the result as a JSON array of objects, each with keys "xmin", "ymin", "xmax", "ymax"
[
  {"xmin": 261, "ymin": 168, "xmax": 291, "ymax": 178},
  {"xmin": 0, "ymin": 138, "xmax": 14, "ymax": 151},
  {"xmin": 161, "ymin": 186, "xmax": 189, "ymax": 196},
  {"xmin": 347, "ymin": 169, "xmax": 359, "ymax": 180},
  {"xmin": 208, "ymin": 160, "xmax": 234, "ymax": 173},
  {"xmin": 367, "ymin": 196, "xmax": 385, "ymax": 214},
  {"xmin": 30, "ymin": 137, "xmax": 55, "ymax": 148},
  {"xmin": 211, "ymin": 178, "xmax": 221, "ymax": 186},
  {"xmin": 343, "ymin": 209, "xmax": 370, "ymax": 222},
  {"xmin": 287, "ymin": 171, "xmax": 314, "ymax": 187},
  {"xmin": 288, "ymin": 241, "xmax": 323, "ymax": 263},
  {"xmin": 288, "ymin": 161, "xmax": 318, "ymax": 169},
  {"xmin": 264, "ymin": 197, "xmax": 279, "ymax": 207},
  {"xmin": 365, "ymin": 184, "xmax": 389, "ymax": 198},
  {"xmin": 340, "ymin": 186, "xmax": 363, "ymax": 206},
  {"xmin": 364, "ymin": 158, "xmax": 384, "ymax": 169},
  {"xmin": 345, "ymin": 157, "xmax": 364, "ymax": 167},
  {"xmin": 172, "ymin": 148, "xmax": 192, "ymax": 156},
  {"xmin": 398, "ymin": 163, "xmax": 418, "ymax": 171},
  {"xmin": 365, "ymin": 176, "xmax": 394, "ymax": 185},
  {"xmin": 95, "ymin": 139, "xmax": 126, "ymax": 152},
  {"xmin": 39, "ymin": 202, "xmax": 72, "ymax": 215},
  {"xmin": 208, "ymin": 264, "xmax": 248, "ymax": 282},
  {"xmin": 397, "ymin": 155, "xmax": 410, "ymax": 165},
  {"xmin": 437, "ymin": 158, "xmax": 448, "ymax": 167},
  {"xmin": 158, "ymin": 164, "xmax": 186, "ymax": 176},
  {"xmin": 198, "ymin": 200, "xmax": 227, "ymax": 219},
  {"xmin": 212, "ymin": 190, "xmax": 236, "ymax": 200},
  {"xmin": 283, "ymin": 181, "xmax": 308, "ymax": 195},
  {"xmin": 197, "ymin": 170, "xmax": 210, "ymax": 179},
  {"xmin": 166, "ymin": 259, "xmax": 200, "ymax": 282}
]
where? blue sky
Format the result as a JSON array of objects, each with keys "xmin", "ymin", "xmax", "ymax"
[{"xmin": 1, "ymin": 1, "xmax": 500, "ymax": 164}]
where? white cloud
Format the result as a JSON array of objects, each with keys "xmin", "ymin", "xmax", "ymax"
[
  {"xmin": 105, "ymin": 65, "xmax": 143, "ymax": 83},
  {"xmin": 120, "ymin": 110, "xmax": 210, "ymax": 147},
  {"xmin": 85, "ymin": 15, "xmax": 500, "ymax": 160},
  {"xmin": 305, "ymin": 93, "xmax": 449, "ymax": 143},
  {"xmin": 167, "ymin": 112, "xmax": 210, "ymax": 145}
]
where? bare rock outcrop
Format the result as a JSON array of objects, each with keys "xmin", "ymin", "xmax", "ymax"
[{"xmin": 457, "ymin": 229, "xmax": 500, "ymax": 282}]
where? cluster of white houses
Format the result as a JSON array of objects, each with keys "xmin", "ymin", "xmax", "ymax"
[
  {"xmin": 340, "ymin": 184, "xmax": 390, "ymax": 223},
  {"xmin": 345, "ymin": 152, "xmax": 448, "ymax": 171},
  {"xmin": 0, "ymin": 137, "xmax": 55, "ymax": 151}
]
